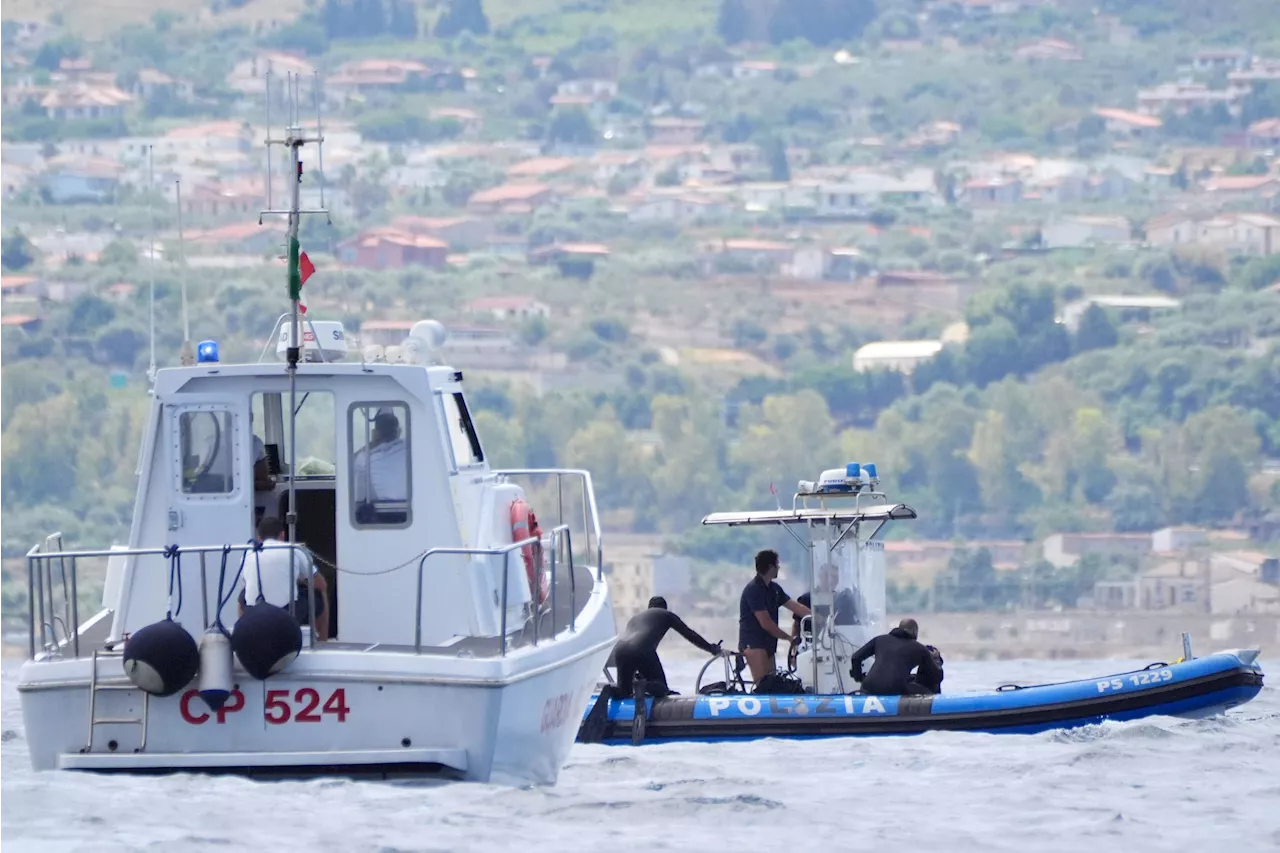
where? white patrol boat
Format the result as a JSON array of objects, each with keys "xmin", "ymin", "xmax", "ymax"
[{"xmin": 17, "ymin": 85, "xmax": 616, "ymax": 784}]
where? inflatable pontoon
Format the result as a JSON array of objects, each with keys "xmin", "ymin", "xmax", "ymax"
[{"xmin": 578, "ymin": 463, "xmax": 1266, "ymax": 746}]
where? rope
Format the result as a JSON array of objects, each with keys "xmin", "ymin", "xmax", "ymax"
[
  {"xmin": 213, "ymin": 544, "xmax": 249, "ymax": 633},
  {"xmin": 251, "ymin": 538, "xmax": 265, "ymax": 604},
  {"xmin": 311, "ymin": 549, "xmax": 431, "ymax": 577},
  {"xmin": 163, "ymin": 544, "xmax": 183, "ymax": 619}
]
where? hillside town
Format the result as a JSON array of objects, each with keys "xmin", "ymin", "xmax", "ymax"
[
  {"xmin": 6, "ymin": 30, "xmax": 1280, "ymax": 381},
  {"xmin": 3, "ymin": 0, "xmax": 1280, "ymax": 646}
]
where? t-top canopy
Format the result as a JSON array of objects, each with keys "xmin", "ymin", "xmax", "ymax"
[{"xmin": 700, "ymin": 503, "xmax": 917, "ymax": 527}]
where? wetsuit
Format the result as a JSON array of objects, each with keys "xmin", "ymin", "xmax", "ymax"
[
  {"xmin": 738, "ymin": 576, "xmax": 791, "ymax": 656},
  {"xmin": 909, "ymin": 646, "xmax": 945, "ymax": 694},
  {"xmin": 849, "ymin": 626, "xmax": 943, "ymax": 696},
  {"xmin": 612, "ymin": 608, "xmax": 719, "ymax": 696}
]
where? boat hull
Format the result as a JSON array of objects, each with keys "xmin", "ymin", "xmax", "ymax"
[
  {"xmin": 577, "ymin": 652, "xmax": 1265, "ymax": 744},
  {"xmin": 20, "ymin": 592, "xmax": 615, "ymax": 785}
]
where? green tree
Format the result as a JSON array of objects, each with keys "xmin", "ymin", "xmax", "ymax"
[
  {"xmin": 1, "ymin": 394, "xmax": 81, "ymax": 506},
  {"xmin": 33, "ymin": 36, "xmax": 82, "ymax": 71},
  {"xmin": 99, "ymin": 239, "xmax": 139, "ymax": 268},
  {"xmin": 434, "ymin": 0, "xmax": 489, "ymax": 37},
  {"xmin": 563, "ymin": 406, "xmax": 650, "ymax": 509},
  {"xmin": 768, "ymin": 0, "xmax": 877, "ymax": 47},
  {"xmin": 548, "ymin": 108, "xmax": 596, "ymax": 147},
  {"xmin": 934, "ymin": 547, "xmax": 997, "ymax": 611},
  {"xmin": 962, "ymin": 316, "xmax": 1021, "ymax": 387},
  {"xmin": 1236, "ymin": 255, "xmax": 1280, "ymax": 291},
  {"xmin": 1106, "ymin": 484, "xmax": 1164, "ymax": 532},
  {"xmin": 1074, "ymin": 303, "xmax": 1119, "ymax": 353},
  {"xmin": 716, "ymin": 0, "xmax": 749, "ymax": 44},
  {"xmin": 648, "ymin": 395, "xmax": 726, "ymax": 527},
  {"xmin": 963, "ymin": 282, "xmax": 1070, "ymax": 385},
  {"xmin": 1, "ymin": 229, "xmax": 35, "ymax": 271},
  {"xmin": 967, "ymin": 410, "xmax": 1036, "ymax": 522},
  {"xmin": 731, "ymin": 391, "xmax": 840, "ymax": 497},
  {"xmin": 1193, "ymin": 450, "xmax": 1250, "ymax": 522},
  {"xmin": 764, "ymin": 136, "xmax": 790, "ymax": 182}
]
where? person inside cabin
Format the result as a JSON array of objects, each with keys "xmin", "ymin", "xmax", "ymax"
[
  {"xmin": 738, "ymin": 549, "xmax": 811, "ymax": 686},
  {"xmin": 609, "ymin": 596, "xmax": 721, "ymax": 698},
  {"xmin": 250, "ymin": 412, "xmax": 276, "ymax": 494},
  {"xmin": 848, "ymin": 617, "xmax": 942, "ymax": 696},
  {"xmin": 792, "ymin": 562, "xmax": 862, "ymax": 639},
  {"xmin": 238, "ymin": 516, "xmax": 331, "ymax": 641},
  {"xmin": 352, "ymin": 408, "xmax": 408, "ymax": 523}
]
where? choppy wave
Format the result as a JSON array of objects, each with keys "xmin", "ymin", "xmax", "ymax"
[{"xmin": 3, "ymin": 657, "xmax": 1277, "ymax": 853}]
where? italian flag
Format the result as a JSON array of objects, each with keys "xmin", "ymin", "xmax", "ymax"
[{"xmin": 288, "ymin": 236, "xmax": 317, "ymax": 314}]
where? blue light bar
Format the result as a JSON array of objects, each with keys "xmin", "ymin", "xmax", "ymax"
[
  {"xmin": 197, "ymin": 340, "xmax": 220, "ymax": 364},
  {"xmin": 864, "ymin": 463, "xmax": 878, "ymax": 481},
  {"xmin": 846, "ymin": 462, "xmax": 861, "ymax": 480}
]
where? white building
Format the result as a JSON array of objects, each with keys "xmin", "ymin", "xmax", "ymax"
[
  {"xmin": 1151, "ymin": 526, "xmax": 1208, "ymax": 553},
  {"xmin": 852, "ymin": 340, "xmax": 944, "ymax": 374},
  {"xmin": 1060, "ymin": 295, "xmax": 1181, "ymax": 333},
  {"xmin": 1042, "ymin": 215, "xmax": 1132, "ymax": 249}
]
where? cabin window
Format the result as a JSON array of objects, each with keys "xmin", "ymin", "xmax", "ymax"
[
  {"xmin": 439, "ymin": 392, "xmax": 484, "ymax": 470},
  {"xmin": 176, "ymin": 408, "xmax": 237, "ymax": 495},
  {"xmin": 348, "ymin": 402, "xmax": 411, "ymax": 528},
  {"xmin": 251, "ymin": 391, "xmax": 336, "ymax": 480}
]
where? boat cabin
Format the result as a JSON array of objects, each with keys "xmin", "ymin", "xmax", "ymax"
[{"xmin": 106, "ymin": 320, "xmax": 545, "ymax": 650}]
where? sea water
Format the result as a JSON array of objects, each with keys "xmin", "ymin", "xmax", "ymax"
[{"xmin": 2, "ymin": 657, "xmax": 1277, "ymax": 852}]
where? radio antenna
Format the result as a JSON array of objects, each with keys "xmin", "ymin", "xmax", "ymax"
[
  {"xmin": 175, "ymin": 179, "xmax": 193, "ymax": 365},
  {"xmin": 146, "ymin": 145, "xmax": 157, "ymax": 385},
  {"xmin": 259, "ymin": 70, "xmax": 328, "ymax": 547}
]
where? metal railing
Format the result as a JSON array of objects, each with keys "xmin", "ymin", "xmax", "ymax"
[
  {"xmin": 493, "ymin": 469, "xmax": 604, "ymax": 581},
  {"xmin": 25, "ymin": 541, "xmax": 318, "ymax": 660},
  {"xmin": 414, "ymin": 524, "xmax": 576, "ymax": 656}
]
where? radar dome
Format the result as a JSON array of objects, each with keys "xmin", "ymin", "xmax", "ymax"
[
  {"xmin": 409, "ymin": 320, "xmax": 448, "ymax": 349},
  {"xmin": 401, "ymin": 320, "xmax": 448, "ymax": 365}
]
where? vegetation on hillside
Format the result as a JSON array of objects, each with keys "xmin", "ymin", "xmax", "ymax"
[{"xmin": 3, "ymin": 0, "xmax": 1280, "ymax": 575}]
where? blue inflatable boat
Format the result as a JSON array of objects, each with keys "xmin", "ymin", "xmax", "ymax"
[{"xmin": 576, "ymin": 650, "xmax": 1264, "ymax": 745}]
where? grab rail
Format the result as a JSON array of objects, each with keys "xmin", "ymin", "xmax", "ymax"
[
  {"xmin": 28, "ymin": 524, "xmax": 587, "ymax": 662},
  {"xmin": 493, "ymin": 469, "xmax": 604, "ymax": 581},
  {"xmin": 25, "ymin": 541, "xmax": 316, "ymax": 660},
  {"xmin": 414, "ymin": 524, "xmax": 574, "ymax": 656}
]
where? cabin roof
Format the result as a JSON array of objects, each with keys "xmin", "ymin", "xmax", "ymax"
[
  {"xmin": 153, "ymin": 360, "xmax": 463, "ymax": 394},
  {"xmin": 702, "ymin": 503, "xmax": 917, "ymax": 527}
]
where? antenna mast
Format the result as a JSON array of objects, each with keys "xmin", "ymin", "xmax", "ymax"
[
  {"xmin": 259, "ymin": 71, "xmax": 329, "ymax": 545},
  {"xmin": 146, "ymin": 145, "xmax": 157, "ymax": 384},
  {"xmin": 176, "ymin": 179, "xmax": 194, "ymax": 366}
]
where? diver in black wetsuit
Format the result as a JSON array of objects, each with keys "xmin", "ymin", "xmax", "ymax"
[
  {"xmin": 581, "ymin": 597, "xmax": 721, "ymax": 745},
  {"xmin": 611, "ymin": 596, "xmax": 722, "ymax": 696},
  {"xmin": 849, "ymin": 618, "xmax": 943, "ymax": 696}
]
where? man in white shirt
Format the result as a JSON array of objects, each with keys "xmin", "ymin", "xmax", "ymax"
[
  {"xmin": 239, "ymin": 516, "xmax": 330, "ymax": 641},
  {"xmin": 352, "ymin": 409, "xmax": 408, "ymax": 523}
]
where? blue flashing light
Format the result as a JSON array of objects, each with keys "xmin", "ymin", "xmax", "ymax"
[
  {"xmin": 197, "ymin": 340, "xmax": 220, "ymax": 364},
  {"xmin": 864, "ymin": 463, "xmax": 878, "ymax": 481},
  {"xmin": 846, "ymin": 462, "xmax": 861, "ymax": 480}
]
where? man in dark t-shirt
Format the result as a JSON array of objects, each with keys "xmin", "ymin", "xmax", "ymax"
[{"xmin": 739, "ymin": 549, "xmax": 811, "ymax": 684}]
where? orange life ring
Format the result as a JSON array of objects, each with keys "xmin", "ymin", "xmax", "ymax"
[{"xmin": 510, "ymin": 498, "xmax": 547, "ymax": 605}]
